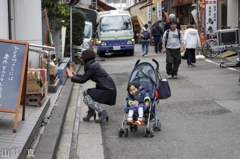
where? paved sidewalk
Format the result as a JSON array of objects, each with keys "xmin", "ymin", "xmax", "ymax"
[
  {"xmin": 77, "ymin": 81, "xmax": 104, "ymax": 159},
  {"xmin": 0, "ymin": 97, "xmax": 51, "ymax": 159},
  {"xmin": 56, "ymin": 69, "xmax": 104, "ymax": 159}
]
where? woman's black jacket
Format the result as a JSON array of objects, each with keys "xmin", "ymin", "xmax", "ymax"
[{"xmin": 71, "ymin": 59, "xmax": 116, "ymax": 105}]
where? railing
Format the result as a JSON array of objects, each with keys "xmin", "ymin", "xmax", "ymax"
[{"xmin": 29, "ymin": 44, "xmax": 55, "ymax": 86}]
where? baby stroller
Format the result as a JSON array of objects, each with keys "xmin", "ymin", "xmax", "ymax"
[{"xmin": 118, "ymin": 59, "xmax": 161, "ymax": 138}]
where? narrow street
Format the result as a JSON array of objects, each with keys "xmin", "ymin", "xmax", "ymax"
[{"xmin": 56, "ymin": 44, "xmax": 240, "ymax": 159}]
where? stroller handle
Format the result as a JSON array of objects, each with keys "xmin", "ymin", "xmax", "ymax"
[
  {"xmin": 135, "ymin": 59, "xmax": 140, "ymax": 67},
  {"xmin": 152, "ymin": 59, "xmax": 159, "ymax": 70}
]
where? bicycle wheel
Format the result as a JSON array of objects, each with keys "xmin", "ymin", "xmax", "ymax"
[{"xmin": 202, "ymin": 40, "xmax": 220, "ymax": 58}]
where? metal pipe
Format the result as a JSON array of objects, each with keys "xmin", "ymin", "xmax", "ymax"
[
  {"xmin": 70, "ymin": 6, "xmax": 72, "ymax": 62},
  {"xmin": 29, "ymin": 44, "xmax": 55, "ymax": 50},
  {"xmin": 29, "ymin": 48, "xmax": 50, "ymax": 86}
]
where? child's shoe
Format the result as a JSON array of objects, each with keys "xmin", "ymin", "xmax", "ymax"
[
  {"xmin": 133, "ymin": 117, "xmax": 144, "ymax": 125},
  {"xmin": 126, "ymin": 117, "xmax": 133, "ymax": 125}
]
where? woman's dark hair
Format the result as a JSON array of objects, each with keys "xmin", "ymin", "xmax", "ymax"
[
  {"xmin": 81, "ymin": 49, "xmax": 96, "ymax": 63},
  {"xmin": 127, "ymin": 83, "xmax": 140, "ymax": 92},
  {"xmin": 144, "ymin": 24, "xmax": 148, "ymax": 28}
]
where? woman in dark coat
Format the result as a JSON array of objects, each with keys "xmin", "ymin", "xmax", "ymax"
[{"xmin": 67, "ymin": 49, "xmax": 116, "ymax": 123}]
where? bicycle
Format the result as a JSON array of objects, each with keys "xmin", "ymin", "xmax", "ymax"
[{"xmin": 202, "ymin": 35, "xmax": 220, "ymax": 58}]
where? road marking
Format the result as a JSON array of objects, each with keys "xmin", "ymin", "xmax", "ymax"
[{"xmin": 204, "ymin": 59, "xmax": 240, "ymax": 72}]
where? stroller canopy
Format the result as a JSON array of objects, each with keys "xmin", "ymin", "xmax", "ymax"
[{"xmin": 129, "ymin": 62, "xmax": 158, "ymax": 85}]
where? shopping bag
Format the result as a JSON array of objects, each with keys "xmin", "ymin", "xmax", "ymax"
[
  {"xmin": 156, "ymin": 70, "xmax": 171, "ymax": 99},
  {"xmin": 158, "ymin": 79, "xmax": 171, "ymax": 99},
  {"xmin": 181, "ymin": 47, "xmax": 187, "ymax": 59}
]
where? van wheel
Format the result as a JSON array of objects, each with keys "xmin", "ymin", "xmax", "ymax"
[
  {"xmin": 97, "ymin": 48, "xmax": 105, "ymax": 57},
  {"xmin": 129, "ymin": 49, "xmax": 134, "ymax": 56}
]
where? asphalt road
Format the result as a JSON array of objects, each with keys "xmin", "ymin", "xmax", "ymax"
[{"xmin": 96, "ymin": 44, "xmax": 240, "ymax": 159}]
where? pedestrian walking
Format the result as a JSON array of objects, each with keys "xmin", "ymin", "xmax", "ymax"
[
  {"xmin": 164, "ymin": 14, "xmax": 181, "ymax": 32},
  {"xmin": 162, "ymin": 21, "xmax": 184, "ymax": 79},
  {"xmin": 151, "ymin": 21, "xmax": 163, "ymax": 54},
  {"xmin": 67, "ymin": 49, "xmax": 117, "ymax": 123},
  {"xmin": 184, "ymin": 24, "xmax": 201, "ymax": 68},
  {"xmin": 141, "ymin": 24, "xmax": 150, "ymax": 57}
]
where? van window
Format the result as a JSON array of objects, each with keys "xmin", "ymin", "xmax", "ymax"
[
  {"xmin": 84, "ymin": 24, "xmax": 91, "ymax": 38},
  {"xmin": 100, "ymin": 15, "xmax": 132, "ymax": 31}
]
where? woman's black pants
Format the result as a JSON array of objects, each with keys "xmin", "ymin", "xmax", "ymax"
[{"xmin": 186, "ymin": 49, "xmax": 196, "ymax": 65}]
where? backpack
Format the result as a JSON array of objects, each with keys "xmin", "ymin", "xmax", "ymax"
[
  {"xmin": 142, "ymin": 30, "xmax": 150, "ymax": 39},
  {"xmin": 165, "ymin": 29, "xmax": 181, "ymax": 47}
]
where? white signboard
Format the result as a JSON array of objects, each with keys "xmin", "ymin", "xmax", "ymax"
[
  {"xmin": 157, "ymin": 2, "xmax": 162, "ymax": 21},
  {"xmin": 147, "ymin": 6, "xmax": 151, "ymax": 24},
  {"xmin": 205, "ymin": 0, "xmax": 217, "ymax": 34},
  {"xmin": 157, "ymin": 2, "xmax": 162, "ymax": 28}
]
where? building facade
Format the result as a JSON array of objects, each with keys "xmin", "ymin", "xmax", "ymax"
[{"xmin": 0, "ymin": 0, "xmax": 42, "ymax": 67}]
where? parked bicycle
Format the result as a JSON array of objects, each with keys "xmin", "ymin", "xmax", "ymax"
[
  {"xmin": 202, "ymin": 36, "xmax": 220, "ymax": 58},
  {"xmin": 201, "ymin": 26, "xmax": 239, "ymax": 58}
]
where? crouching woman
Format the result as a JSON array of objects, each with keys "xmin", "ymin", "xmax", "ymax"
[{"xmin": 67, "ymin": 49, "xmax": 117, "ymax": 123}]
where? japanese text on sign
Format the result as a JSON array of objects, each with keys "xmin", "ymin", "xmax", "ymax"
[
  {"xmin": 205, "ymin": 0, "xmax": 218, "ymax": 34},
  {"xmin": 0, "ymin": 46, "xmax": 19, "ymax": 99}
]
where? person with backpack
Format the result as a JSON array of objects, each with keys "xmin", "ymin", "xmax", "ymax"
[
  {"xmin": 141, "ymin": 24, "xmax": 150, "ymax": 57},
  {"xmin": 162, "ymin": 21, "xmax": 184, "ymax": 79},
  {"xmin": 184, "ymin": 24, "xmax": 201, "ymax": 67},
  {"xmin": 151, "ymin": 21, "xmax": 163, "ymax": 54}
]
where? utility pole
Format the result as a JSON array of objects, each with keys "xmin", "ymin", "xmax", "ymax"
[{"xmin": 64, "ymin": 0, "xmax": 80, "ymax": 62}]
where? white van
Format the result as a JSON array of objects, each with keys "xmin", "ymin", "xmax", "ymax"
[{"xmin": 97, "ymin": 10, "xmax": 135, "ymax": 57}]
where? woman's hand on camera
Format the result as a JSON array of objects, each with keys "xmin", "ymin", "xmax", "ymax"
[{"xmin": 67, "ymin": 68, "xmax": 74, "ymax": 78}]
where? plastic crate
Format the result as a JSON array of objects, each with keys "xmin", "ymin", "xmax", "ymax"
[{"xmin": 57, "ymin": 62, "xmax": 68, "ymax": 85}]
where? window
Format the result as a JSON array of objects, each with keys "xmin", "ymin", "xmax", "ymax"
[
  {"xmin": 84, "ymin": 24, "xmax": 91, "ymax": 38},
  {"xmin": 100, "ymin": 15, "xmax": 132, "ymax": 31}
]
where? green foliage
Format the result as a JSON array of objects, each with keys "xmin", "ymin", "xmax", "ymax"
[
  {"xmin": 42, "ymin": 0, "xmax": 70, "ymax": 29},
  {"xmin": 66, "ymin": 8, "xmax": 86, "ymax": 46}
]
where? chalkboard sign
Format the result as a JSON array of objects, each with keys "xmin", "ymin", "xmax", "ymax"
[{"xmin": 0, "ymin": 39, "xmax": 29, "ymax": 133}]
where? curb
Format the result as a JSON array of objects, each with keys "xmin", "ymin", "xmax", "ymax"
[{"xmin": 34, "ymin": 64, "xmax": 81, "ymax": 159}]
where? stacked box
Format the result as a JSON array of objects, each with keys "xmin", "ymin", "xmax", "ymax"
[
  {"xmin": 62, "ymin": 57, "xmax": 70, "ymax": 63},
  {"xmin": 57, "ymin": 62, "xmax": 68, "ymax": 85}
]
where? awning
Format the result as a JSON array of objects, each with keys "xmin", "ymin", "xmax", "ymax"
[
  {"xmin": 125, "ymin": 0, "xmax": 147, "ymax": 10},
  {"xmin": 97, "ymin": 0, "xmax": 116, "ymax": 11},
  {"xmin": 139, "ymin": 1, "xmax": 153, "ymax": 11},
  {"xmin": 139, "ymin": 0, "xmax": 164, "ymax": 11}
]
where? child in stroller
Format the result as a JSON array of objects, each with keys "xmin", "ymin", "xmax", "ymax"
[
  {"xmin": 126, "ymin": 83, "xmax": 151, "ymax": 125},
  {"xmin": 118, "ymin": 59, "xmax": 162, "ymax": 137}
]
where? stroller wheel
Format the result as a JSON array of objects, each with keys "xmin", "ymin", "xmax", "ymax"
[
  {"xmin": 134, "ymin": 125, "xmax": 138, "ymax": 131},
  {"xmin": 152, "ymin": 123, "xmax": 157, "ymax": 131},
  {"xmin": 130, "ymin": 125, "xmax": 134, "ymax": 131},
  {"xmin": 118, "ymin": 128, "xmax": 124, "ymax": 137},
  {"xmin": 144, "ymin": 128, "xmax": 150, "ymax": 137},
  {"xmin": 124, "ymin": 128, "xmax": 128, "ymax": 137},
  {"xmin": 150, "ymin": 128, "xmax": 155, "ymax": 137},
  {"xmin": 157, "ymin": 123, "xmax": 161, "ymax": 131}
]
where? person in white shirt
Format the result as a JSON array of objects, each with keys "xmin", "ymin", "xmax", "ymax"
[
  {"xmin": 184, "ymin": 24, "xmax": 201, "ymax": 67},
  {"xmin": 162, "ymin": 21, "xmax": 184, "ymax": 79}
]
